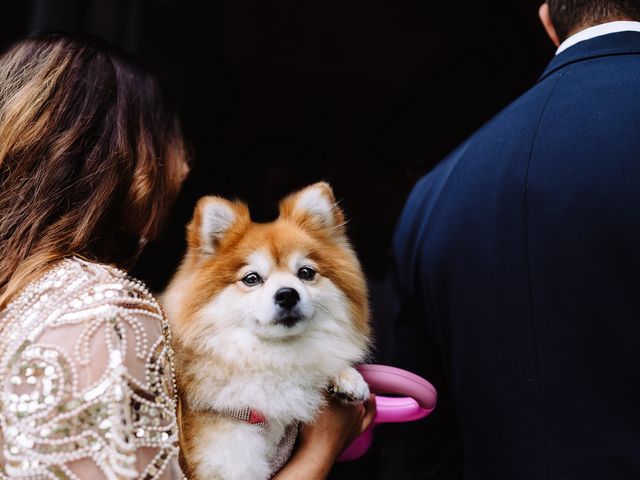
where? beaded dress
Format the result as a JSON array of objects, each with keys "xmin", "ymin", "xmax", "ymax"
[{"xmin": 0, "ymin": 257, "xmax": 182, "ymax": 479}]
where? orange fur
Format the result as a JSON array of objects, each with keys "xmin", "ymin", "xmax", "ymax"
[{"xmin": 163, "ymin": 182, "xmax": 371, "ymax": 479}]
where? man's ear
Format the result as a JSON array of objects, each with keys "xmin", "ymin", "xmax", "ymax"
[
  {"xmin": 539, "ymin": 2, "xmax": 561, "ymax": 47},
  {"xmin": 279, "ymin": 182, "xmax": 346, "ymax": 238},
  {"xmin": 187, "ymin": 196, "xmax": 249, "ymax": 254}
]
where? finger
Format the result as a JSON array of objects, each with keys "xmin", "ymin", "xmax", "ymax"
[
  {"xmin": 365, "ymin": 393, "xmax": 377, "ymax": 415},
  {"xmin": 360, "ymin": 394, "xmax": 377, "ymax": 433}
]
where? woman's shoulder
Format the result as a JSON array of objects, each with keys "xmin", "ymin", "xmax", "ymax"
[
  {"xmin": 0, "ymin": 254, "xmax": 173, "ymax": 373},
  {"xmin": 4, "ymin": 256, "xmax": 163, "ymax": 324},
  {"xmin": 1, "ymin": 256, "xmax": 170, "ymax": 368},
  {"xmin": 31, "ymin": 255, "xmax": 157, "ymax": 304},
  {"xmin": 0, "ymin": 257, "xmax": 181, "ymax": 479}
]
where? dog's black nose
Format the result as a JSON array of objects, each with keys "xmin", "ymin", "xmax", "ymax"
[{"xmin": 274, "ymin": 288, "xmax": 300, "ymax": 309}]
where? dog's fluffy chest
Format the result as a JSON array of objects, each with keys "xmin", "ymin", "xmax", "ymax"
[
  {"xmin": 165, "ymin": 183, "xmax": 371, "ymax": 479},
  {"xmin": 183, "ymin": 351, "xmax": 329, "ymax": 423},
  {"xmin": 263, "ymin": 421, "xmax": 299, "ymax": 476}
]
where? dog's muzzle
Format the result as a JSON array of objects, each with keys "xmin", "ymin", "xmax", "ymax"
[
  {"xmin": 273, "ymin": 287, "xmax": 304, "ymax": 327},
  {"xmin": 274, "ymin": 311, "xmax": 303, "ymax": 328}
]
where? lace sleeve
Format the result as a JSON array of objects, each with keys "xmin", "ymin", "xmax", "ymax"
[{"xmin": 0, "ymin": 260, "xmax": 181, "ymax": 480}]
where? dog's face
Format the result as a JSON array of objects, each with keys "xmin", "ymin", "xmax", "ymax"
[
  {"xmin": 202, "ymin": 222, "xmax": 351, "ymax": 341},
  {"xmin": 169, "ymin": 183, "xmax": 369, "ymax": 351}
]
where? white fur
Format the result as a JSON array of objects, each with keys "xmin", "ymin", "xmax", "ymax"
[
  {"xmin": 200, "ymin": 200, "xmax": 236, "ymax": 253},
  {"xmin": 184, "ymin": 250, "xmax": 368, "ymax": 422},
  {"xmin": 170, "ymin": 247, "xmax": 369, "ymax": 479},
  {"xmin": 291, "ymin": 185, "xmax": 335, "ymax": 228},
  {"xmin": 331, "ymin": 366, "xmax": 370, "ymax": 402},
  {"xmin": 191, "ymin": 417, "xmax": 286, "ymax": 479},
  {"xmin": 244, "ymin": 250, "xmax": 274, "ymax": 280}
]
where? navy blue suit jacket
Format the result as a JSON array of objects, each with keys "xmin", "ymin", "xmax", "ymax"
[{"xmin": 392, "ymin": 32, "xmax": 640, "ymax": 479}]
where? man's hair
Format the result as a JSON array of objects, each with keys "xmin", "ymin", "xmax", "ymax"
[{"xmin": 548, "ymin": 0, "xmax": 640, "ymax": 40}]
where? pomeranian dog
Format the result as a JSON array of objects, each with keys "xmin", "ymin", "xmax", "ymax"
[{"xmin": 162, "ymin": 182, "xmax": 371, "ymax": 479}]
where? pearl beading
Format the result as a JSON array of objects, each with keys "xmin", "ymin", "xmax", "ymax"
[{"xmin": 0, "ymin": 257, "xmax": 181, "ymax": 479}]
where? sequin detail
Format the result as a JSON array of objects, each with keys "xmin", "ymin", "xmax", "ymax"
[
  {"xmin": 219, "ymin": 406, "xmax": 266, "ymax": 427},
  {"xmin": 0, "ymin": 258, "xmax": 181, "ymax": 479},
  {"xmin": 268, "ymin": 422, "xmax": 299, "ymax": 478}
]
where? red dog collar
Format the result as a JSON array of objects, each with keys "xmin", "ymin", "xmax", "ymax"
[{"xmin": 220, "ymin": 406, "xmax": 266, "ymax": 427}]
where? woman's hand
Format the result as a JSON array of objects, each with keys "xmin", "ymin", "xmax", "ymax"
[
  {"xmin": 298, "ymin": 393, "xmax": 377, "ymax": 456},
  {"xmin": 273, "ymin": 394, "xmax": 377, "ymax": 480}
]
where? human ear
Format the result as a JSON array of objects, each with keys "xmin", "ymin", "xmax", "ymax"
[{"xmin": 539, "ymin": 3, "xmax": 561, "ymax": 47}]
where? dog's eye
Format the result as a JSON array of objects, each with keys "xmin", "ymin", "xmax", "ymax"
[
  {"xmin": 242, "ymin": 272, "xmax": 262, "ymax": 286},
  {"xmin": 297, "ymin": 267, "xmax": 316, "ymax": 281}
]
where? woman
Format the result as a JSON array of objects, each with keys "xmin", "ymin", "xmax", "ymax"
[{"xmin": 0, "ymin": 33, "xmax": 374, "ymax": 479}]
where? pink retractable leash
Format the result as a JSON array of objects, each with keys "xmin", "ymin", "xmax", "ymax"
[{"xmin": 338, "ymin": 364, "xmax": 437, "ymax": 461}]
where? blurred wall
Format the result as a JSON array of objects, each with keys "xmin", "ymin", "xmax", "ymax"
[
  {"xmin": 1, "ymin": 1, "xmax": 555, "ymax": 478},
  {"xmin": 0, "ymin": 0, "xmax": 554, "ymax": 287}
]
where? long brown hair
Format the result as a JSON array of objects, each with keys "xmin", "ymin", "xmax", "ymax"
[{"xmin": 0, "ymin": 33, "xmax": 189, "ymax": 309}]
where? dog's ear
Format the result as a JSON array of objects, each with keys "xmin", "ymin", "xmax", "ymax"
[
  {"xmin": 187, "ymin": 196, "xmax": 249, "ymax": 254},
  {"xmin": 279, "ymin": 182, "xmax": 346, "ymax": 238}
]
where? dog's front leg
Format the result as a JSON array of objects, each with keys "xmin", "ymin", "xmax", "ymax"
[
  {"xmin": 186, "ymin": 414, "xmax": 271, "ymax": 480},
  {"xmin": 328, "ymin": 366, "xmax": 370, "ymax": 403}
]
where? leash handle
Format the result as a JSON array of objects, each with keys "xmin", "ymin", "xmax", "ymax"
[{"xmin": 338, "ymin": 364, "xmax": 437, "ymax": 461}]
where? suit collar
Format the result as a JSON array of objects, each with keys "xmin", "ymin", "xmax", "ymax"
[{"xmin": 539, "ymin": 31, "xmax": 640, "ymax": 82}]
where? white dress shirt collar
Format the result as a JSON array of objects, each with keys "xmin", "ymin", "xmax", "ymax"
[{"xmin": 556, "ymin": 20, "xmax": 640, "ymax": 55}]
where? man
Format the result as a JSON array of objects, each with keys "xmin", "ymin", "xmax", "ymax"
[{"xmin": 392, "ymin": 1, "xmax": 640, "ymax": 478}]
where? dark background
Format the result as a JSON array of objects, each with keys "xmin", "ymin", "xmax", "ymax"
[{"xmin": 1, "ymin": 1, "xmax": 553, "ymax": 477}]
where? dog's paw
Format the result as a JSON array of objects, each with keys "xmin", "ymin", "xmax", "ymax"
[{"xmin": 328, "ymin": 367, "xmax": 370, "ymax": 403}]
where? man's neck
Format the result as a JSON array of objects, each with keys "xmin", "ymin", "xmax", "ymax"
[
  {"xmin": 556, "ymin": 19, "xmax": 640, "ymax": 55},
  {"xmin": 564, "ymin": 16, "xmax": 632, "ymax": 39}
]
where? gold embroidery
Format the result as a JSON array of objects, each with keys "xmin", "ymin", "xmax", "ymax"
[{"xmin": 0, "ymin": 258, "xmax": 180, "ymax": 479}]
